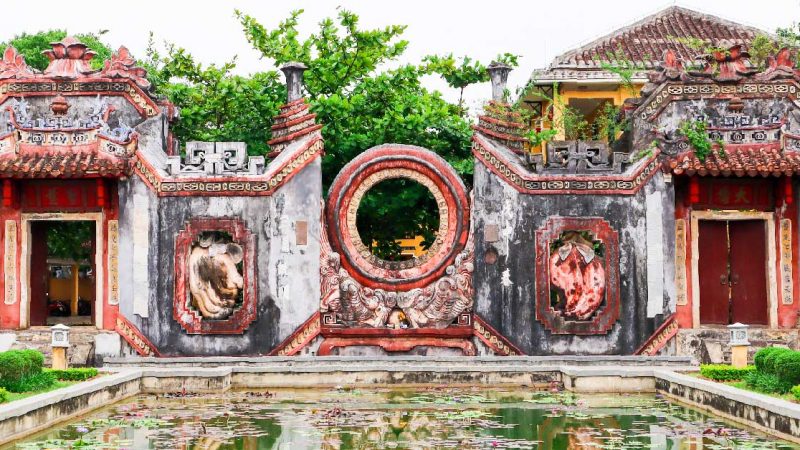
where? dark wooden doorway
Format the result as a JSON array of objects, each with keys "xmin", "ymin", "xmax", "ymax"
[
  {"xmin": 28, "ymin": 221, "xmax": 97, "ymax": 327},
  {"xmin": 28, "ymin": 222, "xmax": 49, "ymax": 326},
  {"xmin": 698, "ymin": 219, "xmax": 769, "ymax": 325}
]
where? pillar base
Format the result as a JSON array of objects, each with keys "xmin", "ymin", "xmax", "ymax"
[
  {"xmin": 731, "ymin": 344, "xmax": 749, "ymax": 368},
  {"xmin": 52, "ymin": 347, "xmax": 67, "ymax": 370}
]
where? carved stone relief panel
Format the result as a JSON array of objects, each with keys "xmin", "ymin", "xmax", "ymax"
[
  {"xmin": 174, "ymin": 218, "xmax": 256, "ymax": 334},
  {"xmin": 535, "ymin": 217, "xmax": 620, "ymax": 335}
]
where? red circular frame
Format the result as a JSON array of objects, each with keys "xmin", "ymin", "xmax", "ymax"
[{"xmin": 326, "ymin": 144, "xmax": 470, "ymax": 291}]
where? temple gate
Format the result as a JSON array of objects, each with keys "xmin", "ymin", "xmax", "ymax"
[{"xmin": 0, "ymin": 38, "xmax": 797, "ymax": 362}]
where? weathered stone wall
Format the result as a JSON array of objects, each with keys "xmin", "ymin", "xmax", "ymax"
[
  {"xmin": 656, "ymin": 373, "xmax": 800, "ymax": 443},
  {"xmin": 117, "ymin": 160, "xmax": 321, "ymax": 356},
  {"xmin": 472, "ymin": 161, "xmax": 675, "ymax": 355}
]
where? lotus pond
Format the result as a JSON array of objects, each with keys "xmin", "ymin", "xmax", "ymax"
[{"xmin": 5, "ymin": 388, "xmax": 799, "ymax": 449}]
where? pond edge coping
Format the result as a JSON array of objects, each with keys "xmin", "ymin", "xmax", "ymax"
[{"xmin": 0, "ymin": 364, "xmax": 798, "ymax": 445}]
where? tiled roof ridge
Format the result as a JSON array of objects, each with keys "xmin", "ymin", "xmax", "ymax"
[
  {"xmin": 668, "ymin": 145, "xmax": 800, "ymax": 177},
  {"xmin": 267, "ymin": 98, "xmax": 323, "ymax": 159},
  {"xmin": 541, "ymin": 5, "xmax": 767, "ymax": 72},
  {"xmin": 473, "ymin": 101, "xmax": 529, "ymax": 154},
  {"xmin": 0, "ymin": 149, "xmax": 134, "ymax": 178}
]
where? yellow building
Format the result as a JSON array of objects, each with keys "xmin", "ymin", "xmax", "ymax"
[{"xmin": 520, "ymin": 6, "xmax": 765, "ymax": 148}]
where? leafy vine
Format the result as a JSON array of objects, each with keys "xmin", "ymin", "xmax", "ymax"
[{"xmin": 679, "ymin": 120, "xmax": 713, "ymax": 162}]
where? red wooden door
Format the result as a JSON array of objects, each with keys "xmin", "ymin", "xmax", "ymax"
[
  {"xmin": 729, "ymin": 220, "xmax": 768, "ymax": 325},
  {"xmin": 698, "ymin": 221, "xmax": 730, "ymax": 325},
  {"xmin": 28, "ymin": 222, "xmax": 49, "ymax": 326}
]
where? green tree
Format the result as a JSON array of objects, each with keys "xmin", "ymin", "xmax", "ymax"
[
  {"xmin": 423, "ymin": 53, "xmax": 518, "ymax": 110},
  {"xmin": 0, "ymin": 30, "xmax": 112, "ymax": 71},
  {"xmin": 2, "ymin": 12, "xmax": 516, "ymax": 260},
  {"xmin": 143, "ymin": 38, "xmax": 285, "ymax": 156},
  {"xmin": 236, "ymin": 8, "xmax": 506, "ymax": 257}
]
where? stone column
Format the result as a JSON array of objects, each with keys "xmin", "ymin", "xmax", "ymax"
[
  {"xmin": 281, "ymin": 62, "xmax": 309, "ymax": 102},
  {"xmin": 487, "ymin": 62, "xmax": 512, "ymax": 102}
]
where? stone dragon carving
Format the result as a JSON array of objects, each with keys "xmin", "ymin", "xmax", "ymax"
[
  {"xmin": 188, "ymin": 232, "xmax": 244, "ymax": 319},
  {"xmin": 320, "ymin": 222, "xmax": 474, "ymax": 329}
]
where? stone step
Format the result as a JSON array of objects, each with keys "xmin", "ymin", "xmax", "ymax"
[
  {"xmin": 677, "ymin": 328, "xmax": 799, "ymax": 365},
  {"xmin": 1, "ymin": 328, "xmax": 124, "ymax": 367}
]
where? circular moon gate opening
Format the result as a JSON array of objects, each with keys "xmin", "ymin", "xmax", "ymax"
[
  {"xmin": 354, "ymin": 176, "xmax": 443, "ymax": 263},
  {"xmin": 326, "ymin": 145, "xmax": 470, "ymax": 291}
]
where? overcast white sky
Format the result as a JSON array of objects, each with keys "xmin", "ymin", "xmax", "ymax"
[{"xmin": 3, "ymin": 0, "xmax": 798, "ymax": 111}]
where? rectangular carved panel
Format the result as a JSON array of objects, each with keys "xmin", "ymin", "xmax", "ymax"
[
  {"xmin": 675, "ymin": 219, "xmax": 688, "ymax": 306},
  {"xmin": 781, "ymin": 218, "xmax": 793, "ymax": 305},
  {"xmin": 295, "ymin": 220, "xmax": 308, "ymax": 246},
  {"xmin": 4, "ymin": 220, "xmax": 16, "ymax": 305},
  {"xmin": 108, "ymin": 220, "xmax": 119, "ymax": 305}
]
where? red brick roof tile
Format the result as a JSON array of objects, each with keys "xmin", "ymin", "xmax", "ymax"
[
  {"xmin": 668, "ymin": 146, "xmax": 800, "ymax": 177},
  {"xmin": 533, "ymin": 6, "xmax": 766, "ymax": 82},
  {"xmin": 0, "ymin": 150, "xmax": 133, "ymax": 178}
]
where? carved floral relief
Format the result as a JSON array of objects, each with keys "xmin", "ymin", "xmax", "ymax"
[
  {"xmin": 320, "ymin": 219, "xmax": 474, "ymax": 330},
  {"xmin": 535, "ymin": 217, "xmax": 620, "ymax": 335},
  {"xmin": 548, "ymin": 231, "xmax": 606, "ymax": 321}
]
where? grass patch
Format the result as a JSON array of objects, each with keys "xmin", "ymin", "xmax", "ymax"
[
  {"xmin": 689, "ymin": 372, "xmax": 798, "ymax": 402},
  {"xmin": 4, "ymin": 380, "xmax": 77, "ymax": 403},
  {"xmin": 1, "ymin": 370, "xmax": 104, "ymax": 404},
  {"xmin": 726, "ymin": 380, "xmax": 796, "ymax": 402}
]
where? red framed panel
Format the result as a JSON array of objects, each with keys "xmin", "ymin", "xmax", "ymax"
[
  {"xmin": 698, "ymin": 221, "xmax": 730, "ymax": 325},
  {"xmin": 693, "ymin": 178, "xmax": 773, "ymax": 211},
  {"xmin": 729, "ymin": 220, "xmax": 769, "ymax": 325},
  {"xmin": 535, "ymin": 217, "xmax": 620, "ymax": 335},
  {"xmin": 325, "ymin": 144, "xmax": 470, "ymax": 291},
  {"xmin": 173, "ymin": 218, "xmax": 257, "ymax": 334},
  {"xmin": 19, "ymin": 180, "xmax": 113, "ymax": 212}
]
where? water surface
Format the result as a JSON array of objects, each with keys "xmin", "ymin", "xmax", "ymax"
[{"xmin": 7, "ymin": 387, "xmax": 799, "ymax": 449}]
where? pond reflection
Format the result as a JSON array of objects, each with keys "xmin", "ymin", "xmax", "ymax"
[{"xmin": 7, "ymin": 388, "xmax": 799, "ymax": 449}]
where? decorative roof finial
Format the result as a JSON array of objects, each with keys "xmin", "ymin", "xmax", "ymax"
[
  {"xmin": 281, "ymin": 62, "xmax": 308, "ymax": 103},
  {"xmin": 487, "ymin": 61, "xmax": 512, "ymax": 103},
  {"xmin": 42, "ymin": 36, "xmax": 96, "ymax": 78}
]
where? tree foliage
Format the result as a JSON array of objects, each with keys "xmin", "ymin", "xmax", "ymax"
[
  {"xmin": 3, "ymin": 10, "xmax": 514, "ymax": 259},
  {"xmin": 0, "ymin": 30, "xmax": 112, "ymax": 71},
  {"xmin": 235, "ymin": 9, "xmax": 507, "ymax": 257},
  {"xmin": 143, "ymin": 37, "xmax": 285, "ymax": 156},
  {"xmin": 356, "ymin": 178, "xmax": 439, "ymax": 260},
  {"xmin": 423, "ymin": 52, "xmax": 518, "ymax": 108},
  {"xmin": 46, "ymin": 221, "xmax": 94, "ymax": 262}
]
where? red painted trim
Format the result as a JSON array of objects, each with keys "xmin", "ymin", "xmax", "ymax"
[
  {"xmin": 318, "ymin": 337, "xmax": 476, "ymax": 356},
  {"xmin": 115, "ymin": 315, "xmax": 160, "ymax": 357},
  {"xmin": 96, "ymin": 179, "xmax": 106, "ymax": 208},
  {"xmin": 472, "ymin": 125, "xmax": 528, "ymax": 144},
  {"xmin": 477, "ymin": 114, "xmax": 527, "ymax": 130},
  {"xmin": 267, "ymin": 124, "xmax": 323, "ymax": 146},
  {"xmin": 321, "ymin": 326, "xmax": 473, "ymax": 338},
  {"xmin": 634, "ymin": 314, "xmax": 678, "ymax": 355},
  {"xmin": 268, "ymin": 312, "xmax": 321, "ymax": 356},
  {"xmin": 2, "ymin": 180, "xmax": 12, "ymax": 207},
  {"xmin": 0, "ymin": 210, "xmax": 20, "ymax": 329},
  {"xmin": 472, "ymin": 314, "xmax": 525, "ymax": 356},
  {"xmin": 270, "ymin": 113, "xmax": 317, "ymax": 131}
]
